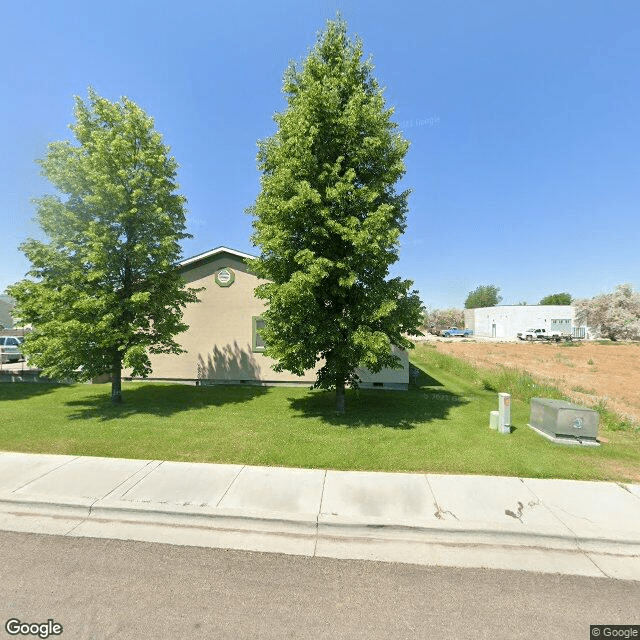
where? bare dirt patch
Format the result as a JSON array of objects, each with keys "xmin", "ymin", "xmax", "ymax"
[{"xmin": 429, "ymin": 340, "xmax": 640, "ymax": 424}]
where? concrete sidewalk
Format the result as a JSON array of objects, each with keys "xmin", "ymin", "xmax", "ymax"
[{"xmin": 1, "ymin": 451, "xmax": 639, "ymax": 581}]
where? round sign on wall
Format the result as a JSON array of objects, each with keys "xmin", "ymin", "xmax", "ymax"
[{"xmin": 215, "ymin": 267, "xmax": 235, "ymax": 287}]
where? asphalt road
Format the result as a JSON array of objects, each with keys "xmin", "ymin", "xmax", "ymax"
[{"xmin": 1, "ymin": 531, "xmax": 638, "ymax": 640}]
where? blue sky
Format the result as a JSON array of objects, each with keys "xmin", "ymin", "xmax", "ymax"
[{"xmin": 1, "ymin": 0, "xmax": 638, "ymax": 310}]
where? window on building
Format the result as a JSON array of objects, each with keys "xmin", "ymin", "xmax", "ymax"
[
  {"xmin": 550, "ymin": 318, "xmax": 573, "ymax": 333},
  {"xmin": 252, "ymin": 316, "xmax": 266, "ymax": 352}
]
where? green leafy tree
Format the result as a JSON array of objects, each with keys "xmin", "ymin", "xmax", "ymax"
[
  {"xmin": 248, "ymin": 17, "xmax": 423, "ymax": 413},
  {"xmin": 539, "ymin": 292, "xmax": 573, "ymax": 305},
  {"xmin": 8, "ymin": 89, "xmax": 199, "ymax": 403},
  {"xmin": 464, "ymin": 285, "xmax": 502, "ymax": 309}
]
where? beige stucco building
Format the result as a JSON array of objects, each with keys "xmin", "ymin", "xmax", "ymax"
[{"xmin": 128, "ymin": 247, "xmax": 409, "ymax": 389}]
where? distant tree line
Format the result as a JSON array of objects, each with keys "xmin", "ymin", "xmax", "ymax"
[
  {"xmin": 539, "ymin": 292, "xmax": 572, "ymax": 305},
  {"xmin": 462, "ymin": 286, "xmax": 575, "ymax": 308}
]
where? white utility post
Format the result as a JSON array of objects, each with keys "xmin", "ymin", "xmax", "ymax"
[{"xmin": 498, "ymin": 392, "xmax": 511, "ymax": 434}]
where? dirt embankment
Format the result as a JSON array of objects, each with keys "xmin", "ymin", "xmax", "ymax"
[{"xmin": 428, "ymin": 340, "xmax": 640, "ymax": 424}]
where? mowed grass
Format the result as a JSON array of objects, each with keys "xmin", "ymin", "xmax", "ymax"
[{"xmin": 1, "ymin": 345, "xmax": 638, "ymax": 482}]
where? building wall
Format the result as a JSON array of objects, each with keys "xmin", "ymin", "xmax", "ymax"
[
  {"xmin": 138, "ymin": 251, "xmax": 409, "ymax": 388},
  {"xmin": 464, "ymin": 305, "xmax": 590, "ymax": 339},
  {"xmin": 0, "ymin": 299, "xmax": 14, "ymax": 329}
]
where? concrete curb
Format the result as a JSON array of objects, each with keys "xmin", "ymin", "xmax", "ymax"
[
  {"xmin": 1, "ymin": 495, "xmax": 639, "ymax": 566},
  {"xmin": 1, "ymin": 452, "xmax": 639, "ymax": 581}
]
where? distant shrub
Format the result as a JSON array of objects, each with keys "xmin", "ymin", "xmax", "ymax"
[
  {"xmin": 575, "ymin": 284, "xmax": 640, "ymax": 341},
  {"xmin": 422, "ymin": 308, "xmax": 465, "ymax": 335}
]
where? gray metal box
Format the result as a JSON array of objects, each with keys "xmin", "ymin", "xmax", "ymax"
[{"xmin": 530, "ymin": 398, "xmax": 599, "ymax": 441}]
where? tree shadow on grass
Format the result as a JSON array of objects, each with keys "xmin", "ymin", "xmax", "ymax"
[
  {"xmin": 0, "ymin": 380, "xmax": 70, "ymax": 400},
  {"xmin": 64, "ymin": 382, "xmax": 270, "ymax": 422},
  {"xmin": 409, "ymin": 363, "xmax": 444, "ymax": 388},
  {"xmin": 287, "ymin": 364, "xmax": 468, "ymax": 430}
]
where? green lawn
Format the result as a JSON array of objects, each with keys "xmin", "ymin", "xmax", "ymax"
[{"xmin": 1, "ymin": 345, "xmax": 638, "ymax": 482}]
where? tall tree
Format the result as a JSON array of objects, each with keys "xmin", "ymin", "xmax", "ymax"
[
  {"xmin": 464, "ymin": 285, "xmax": 502, "ymax": 309},
  {"xmin": 574, "ymin": 284, "xmax": 640, "ymax": 341},
  {"xmin": 539, "ymin": 292, "xmax": 573, "ymax": 305},
  {"xmin": 248, "ymin": 17, "xmax": 423, "ymax": 413},
  {"xmin": 8, "ymin": 89, "xmax": 199, "ymax": 403}
]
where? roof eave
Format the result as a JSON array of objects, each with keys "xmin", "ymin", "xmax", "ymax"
[{"xmin": 179, "ymin": 246, "xmax": 258, "ymax": 269}]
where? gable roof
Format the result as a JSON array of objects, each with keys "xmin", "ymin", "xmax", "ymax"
[{"xmin": 179, "ymin": 246, "xmax": 257, "ymax": 270}]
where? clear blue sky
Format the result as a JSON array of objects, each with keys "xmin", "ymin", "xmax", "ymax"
[{"xmin": 1, "ymin": 0, "xmax": 638, "ymax": 310}]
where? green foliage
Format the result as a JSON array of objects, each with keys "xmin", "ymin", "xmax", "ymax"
[
  {"xmin": 464, "ymin": 284, "xmax": 502, "ymax": 309},
  {"xmin": 425, "ymin": 348, "xmax": 563, "ymax": 402},
  {"xmin": 591, "ymin": 398, "xmax": 638, "ymax": 432},
  {"xmin": 248, "ymin": 17, "xmax": 423, "ymax": 411},
  {"xmin": 421, "ymin": 348, "xmax": 480, "ymax": 380},
  {"xmin": 8, "ymin": 89, "xmax": 199, "ymax": 402},
  {"xmin": 539, "ymin": 292, "xmax": 573, "ymax": 305},
  {"xmin": 484, "ymin": 369, "xmax": 565, "ymax": 403}
]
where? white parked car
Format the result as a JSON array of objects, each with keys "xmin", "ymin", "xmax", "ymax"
[{"xmin": 0, "ymin": 336, "xmax": 24, "ymax": 363}]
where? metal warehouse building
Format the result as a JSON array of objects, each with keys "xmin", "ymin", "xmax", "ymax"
[{"xmin": 464, "ymin": 305, "xmax": 592, "ymax": 340}]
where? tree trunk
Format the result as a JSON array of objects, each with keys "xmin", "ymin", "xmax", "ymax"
[
  {"xmin": 111, "ymin": 352, "xmax": 123, "ymax": 404},
  {"xmin": 335, "ymin": 380, "xmax": 346, "ymax": 414}
]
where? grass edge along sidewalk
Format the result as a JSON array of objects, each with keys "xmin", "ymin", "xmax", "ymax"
[{"xmin": 0, "ymin": 345, "xmax": 638, "ymax": 483}]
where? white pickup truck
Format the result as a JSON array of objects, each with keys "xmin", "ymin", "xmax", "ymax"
[{"xmin": 517, "ymin": 328, "xmax": 572, "ymax": 342}]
